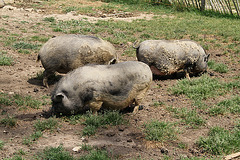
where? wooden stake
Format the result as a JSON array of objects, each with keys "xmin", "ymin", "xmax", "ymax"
[{"xmin": 225, "ymin": 152, "xmax": 240, "ymax": 160}]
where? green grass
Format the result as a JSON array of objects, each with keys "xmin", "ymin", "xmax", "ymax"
[
  {"xmin": 0, "ymin": 140, "xmax": 4, "ymax": 150},
  {"xmin": 13, "ymin": 94, "xmax": 42, "ymax": 109},
  {"xmin": 82, "ymin": 111, "xmax": 126, "ymax": 136},
  {"xmin": 23, "ymin": 118, "xmax": 59, "ymax": 146},
  {"xmin": 3, "ymin": 155, "xmax": 25, "ymax": 160},
  {"xmin": 12, "ymin": 41, "xmax": 40, "ymax": 53},
  {"xmin": 35, "ymin": 145, "xmax": 111, "ymax": 160},
  {"xmin": 144, "ymin": 120, "xmax": 177, "ymax": 142},
  {"xmin": 0, "ymin": 93, "xmax": 46, "ymax": 109},
  {"xmin": 0, "ymin": 93, "xmax": 13, "ymax": 106},
  {"xmin": 0, "ymin": 115, "xmax": 17, "ymax": 127},
  {"xmin": 208, "ymin": 60, "xmax": 229, "ymax": 73},
  {"xmin": 81, "ymin": 144, "xmax": 92, "ymax": 151},
  {"xmin": 151, "ymin": 101, "xmax": 164, "ymax": 107},
  {"xmin": 208, "ymin": 96, "xmax": 240, "ymax": 115},
  {"xmin": 170, "ymin": 74, "xmax": 239, "ymax": 101},
  {"xmin": 30, "ymin": 36, "xmax": 49, "ymax": 42},
  {"xmin": 78, "ymin": 149, "xmax": 111, "ymax": 160},
  {"xmin": 36, "ymin": 145, "xmax": 74, "ymax": 160},
  {"xmin": 66, "ymin": 114, "xmax": 85, "ymax": 125},
  {"xmin": 0, "ymin": 51, "xmax": 14, "ymax": 66},
  {"xmin": 167, "ymin": 107, "xmax": 205, "ymax": 128},
  {"xmin": 43, "ymin": 17, "xmax": 56, "ymax": 22},
  {"xmin": 37, "ymin": 2, "xmax": 240, "ymax": 58},
  {"xmin": 34, "ymin": 117, "xmax": 59, "ymax": 132},
  {"xmin": 180, "ymin": 157, "xmax": 214, "ymax": 160},
  {"xmin": 197, "ymin": 124, "xmax": 240, "ymax": 155}
]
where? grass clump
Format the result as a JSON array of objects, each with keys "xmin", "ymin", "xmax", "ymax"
[
  {"xmin": 144, "ymin": 120, "xmax": 176, "ymax": 142},
  {"xmin": 0, "ymin": 93, "xmax": 46, "ymax": 109},
  {"xmin": 30, "ymin": 36, "xmax": 49, "ymax": 42},
  {"xmin": 170, "ymin": 74, "xmax": 239, "ymax": 102},
  {"xmin": 0, "ymin": 51, "xmax": 14, "ymax": 66},
  {"xmin": 151, "ymin": 101, "xmax": 164, "ymax": 107},
  {"xmin": 12, "ymin": 41, "xmax": 40, "ymax": 53},
  {"xmin": 3, "ymin": 155, "xmax": 25, "ymax": 160},
  {"xmin": 23, "ymin": 118, "xmax": 59, "ymax": 146},
  {"xmin": 197, "ymin": 124, "xmax": 240, "ymax": 155},
  {"xmin": 34, "ymin": 117, "xmax": 59, "ymax": 132},
  {"xmin": 23, "ymin": 132, "xmax": 43, "ymax": 146},
  {"xmin": 78, "ymin": 149, "xmax": 111, "ymax": 160},
  {"xmin": 167, "ymin": 107, "xmax": 205, "ymax": 128},
  {"xmin": 43, "ymin": 17, "xmax": 56, "ymax": 22},
  {"xmin": 0, "ymin": 115, "xmax": 17, "ymax": 127},
  {"xmin": 36, "ymin": 145, "xmax": 74, "ymax": 160},
  {"xmin": 82, "ymin": 110, "xmax": 125, "ymax": 136},
  {"xmin": 208, "ymin": 60, "xmax": 229, "ymax": 73},
  {"xmin": 0, "ymin": 140, "xmax": 4, "ymax": 150},
  {"xmin": 13, "ymin": 94, "xmax": 42, "ymax": 109},
  {"xmin": 35, "ymin": 145, "xmax": 111, "ymax": 160},
  {"xmin": 0, "ymin": 93, "xmax": 13, "ymax": 106},
  {"xmin": 208, "ymin": 96, "xmax": 240, "ymax": 115}
]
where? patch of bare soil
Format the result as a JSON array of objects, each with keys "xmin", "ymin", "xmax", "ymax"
[
  {"xmin": 0, "ymin": 2, "xmax": 239, "ymax": 160},
  {"xmin": 1, "ymin": 5, "xmax": 156, "ymax": 23}
]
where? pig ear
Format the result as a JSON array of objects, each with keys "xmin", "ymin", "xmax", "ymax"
[
  {"xmin": 55, "ymin": 93, "xmax": 65, "ymax": 102},
  {"xmin": 205, "ymin": 54, "xmax": 210, "ymax": 62},
  {"xmin": 109, "ymin": 58, "xmax": 117, "ymax": 65}
]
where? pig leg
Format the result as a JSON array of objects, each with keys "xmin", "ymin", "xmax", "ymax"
[
  {"xmin": 184, "ymin": 69, "xmax": 191, "ymax": 80},
  {"xmin": 43, "ymin": 70, "xmax": 55, "ymax": 88},
  {"xmin": 133, "ymin": 85, "xmax": 150, "ymax": 114},
  {"xmin": 89, "ymin": 101, "xmax": 103, "ymax": 115},
  {"xmin": 43, "ymin": 70, "xmax": 50, "ymax": 88}
]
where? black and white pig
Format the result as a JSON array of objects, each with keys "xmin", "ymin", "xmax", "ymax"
[{"xmin": 51, "ymin": 61, "xmax": 152, "ymax": 115}]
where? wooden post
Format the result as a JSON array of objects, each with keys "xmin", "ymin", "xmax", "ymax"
[
  {"xmin": 223, "ymin": 0, "xmax": 232, "ymax": 14},
  {"xmin": 201, "ymin": 0, "xmax": 206, "ymax": 10},
  {"xmin": 236, "ymin": 0, "xmax": 240, "ymax": 16},
  {"xmin": 219, "ymin": 0, "xmax": 227, "ymax": 14},
  {"xmin": 232, "ymin": 0, "xmax": 240, "ymax": 16}
]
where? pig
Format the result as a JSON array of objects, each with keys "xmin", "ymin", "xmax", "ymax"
[
  {"xmin": 37, "ymin": 34, "xmax": 117, "ymax": 88},
  {"xmin": 134, "ymin": 40, "xmax": 209, "ymax": 79},
  {"xmin": 51, "ymin": 61, "xmax": 152, "ymax": 115}
]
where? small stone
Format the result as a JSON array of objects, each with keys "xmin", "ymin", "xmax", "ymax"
[
  {"xmin": 33, "ymin": 88, "xmax": 39, "ymax": 92},
  {"xmin": 106, "ymin": 132, "xmax": 115, "ymax": 137},
  {"xmin": 3, "ymin": 130, "xmax": 8, "ymax": 134},
  {"xmin": 118, "ymin": 126, "xmax": 125, "ymax": 131},
  {"xmin": 160, "ymin": 147, "xmax": 168, "ymax": 154},
  {"xmin": 127, "ymin": 139, "xmax": 132, "ymax": 142},
  {"xmin": 8, "ymin": 92, "xmax": 14, "ymax": 95},
  {"xmin": 81, "ymin": 137, "xmax": 88, "ymax": 143},
  {"xmin": 72, "ymin": 146, "xmax": 82, "ymax": 152},
  {"xmin": 116, "ymin": 138, "xmax": 121, "ymax": 142},
  {"xmin": 209, "ymin": 72, "xmax": 215, "ymax": 76}
]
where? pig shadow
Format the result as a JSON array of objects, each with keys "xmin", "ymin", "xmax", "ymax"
[
  {"xmin": 153, "ymin": 71, "xmax": 206, "ymax": 80},
  {"xmin": 27, "ymin": 74, "xmax": 63, "ymax": 87},
  {"xmin": 47, "ymin": 104, "xmax": 141, "ymax": 118}
]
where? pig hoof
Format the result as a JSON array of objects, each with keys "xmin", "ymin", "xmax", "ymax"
[{"xmin": 139, "ymin": 105, "xmax": 144, "ymax": 110}]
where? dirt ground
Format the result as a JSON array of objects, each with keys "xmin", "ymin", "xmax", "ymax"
[{"xmin": 0, "ymin": 0, "xmax": 239, "ymax": 160}]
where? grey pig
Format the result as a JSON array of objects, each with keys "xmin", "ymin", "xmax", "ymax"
[
  {"xmin": 134, "ymin": 40, "xmax": 209, "ymax": 79},
  {"xmin": 51, "ymin": 61, "xmax": 152, "ymax": 115},
  {"xmin": 37, "ymin": 34, "xmax": 117, "ymax": 87}
]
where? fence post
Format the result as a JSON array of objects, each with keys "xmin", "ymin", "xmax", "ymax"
[{"xmin": 201, "ymin": 0, "xmax": 206, "ymax": 10}]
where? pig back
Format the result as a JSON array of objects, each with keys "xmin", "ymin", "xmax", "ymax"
[{"xmin": 39, "ymin": 34, "xmax": 117, "ymax": 73}]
